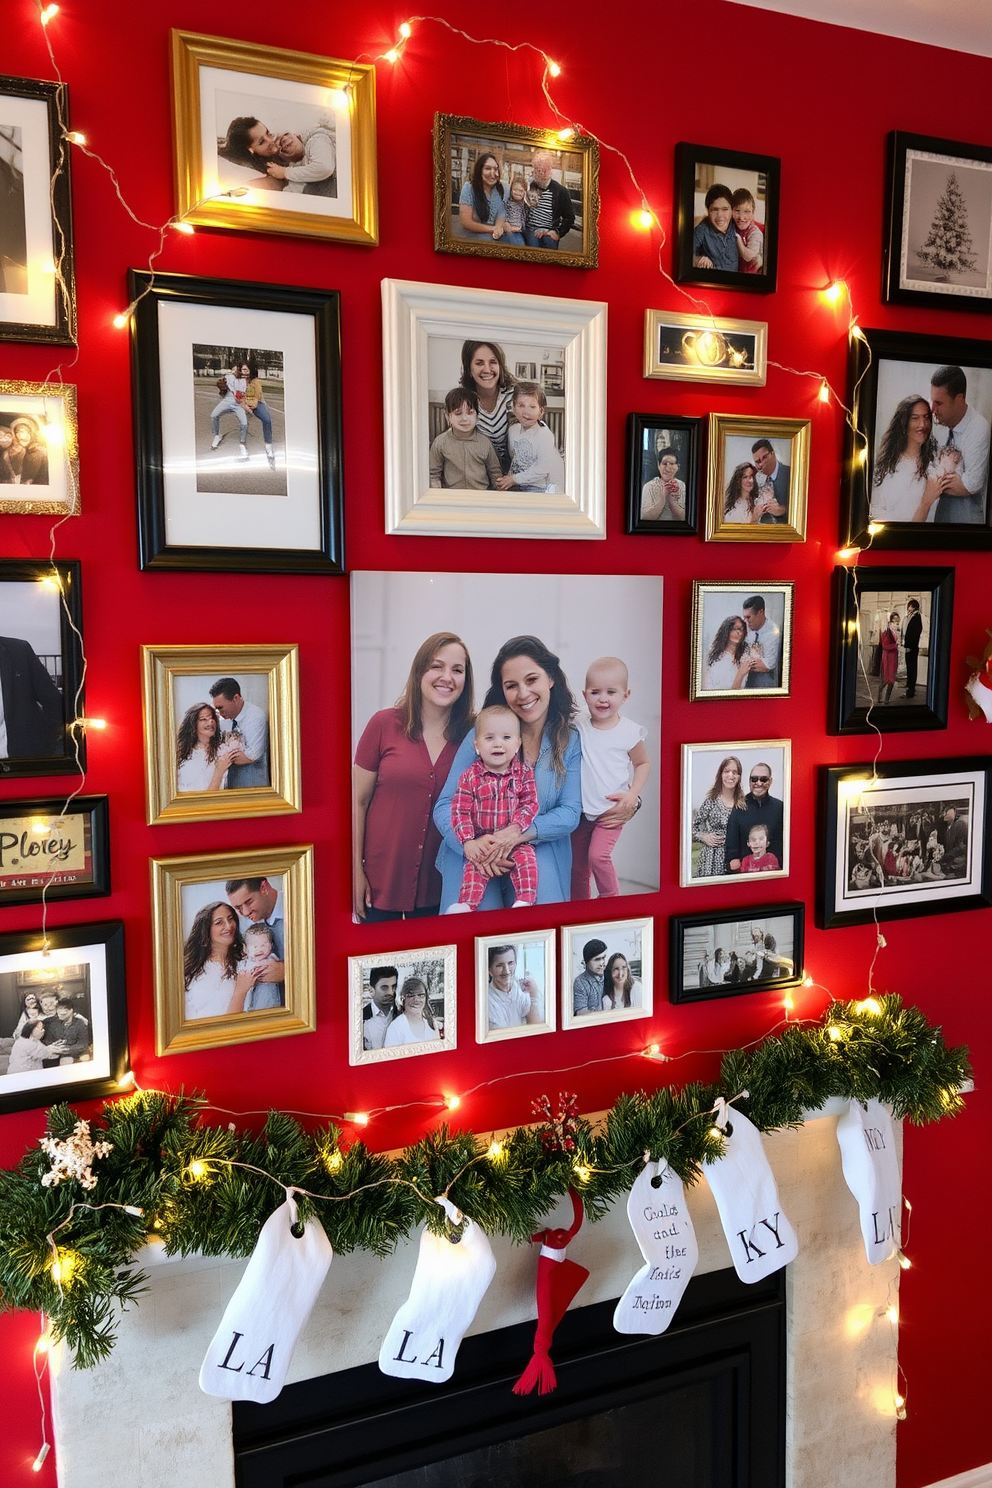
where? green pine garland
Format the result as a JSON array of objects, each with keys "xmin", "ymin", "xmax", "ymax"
[{"xmin": 0, "ymin": 996, "xmax": 969, "ymax": 1369}]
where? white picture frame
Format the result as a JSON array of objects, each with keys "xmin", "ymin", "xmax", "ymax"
[
  {"xmin": 560, "ymin": 917, "xmax": 654, "ymax": 1030},
  {"xmin": 349, "ymin": 944, "xmax": 457, "ymax": 1066},
  {"xmin": 474, "ymin": 929, "xmax": 557, "ymax": 1044}
]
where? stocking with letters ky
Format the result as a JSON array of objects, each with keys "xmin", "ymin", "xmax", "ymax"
[{"xmin": 705, "ymin": 1099, "xmax": 798, "ymax": 1282}]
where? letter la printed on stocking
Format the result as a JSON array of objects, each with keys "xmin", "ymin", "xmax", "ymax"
[
  {"xmin": 614, "ymin": 1160, "xmax": 698, "ymax": 1334},
  {"xmin": 200, "ymin": 1191, "xmax": 333, "ymax": 1404},
  {"xmin": 704, "ymin": 1102, "xmax": 798, "ymax": 1284},
  {"xmin": 379, "ymin": 1197, "xmax": 497, "ymax": 1384},
  {"xmin": 835, "ymin": 1097, "xmax": 902, "ymax": 1264}
]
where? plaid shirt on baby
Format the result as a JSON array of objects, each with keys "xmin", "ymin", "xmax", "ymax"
[{"xmin": 451, "ymin": 755, "xmax": 539, "ymax": 841}]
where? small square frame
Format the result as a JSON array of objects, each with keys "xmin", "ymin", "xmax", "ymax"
[
  {"xmin": 349, "ymin": 945, "xmax": 457, "ymax": 1066},
  {"xmin": 643, "ymin": 309, "xmax": 767, "ymax": 387},
  {"xmin": 669, "ymin": 902, "xmax": 804, "ymax": 1005},
  {"xmin": 0, "ymin": 381, "xmax": 78, "ymax": 515},
  {"xmin": 625, "ymin": 413, "xmax": 700, "ymax": 535},
  {"xmin": 690, "ymin": 581, "xmax": 793, "ymax": 700},
  {"xmin": 706, "ymin": 413, "xmax": 809, "ymax": 543},
  {"xmin": 884, "ymin": 131, "xmax": 992, "ymax": 313},
  {"xmin": 0, "ymin": 795, "xmax": 109, "ymax": 908},
  {"xmin": 674, "ymin": 142, "xmax": 780, "ymax": 294},
  {"xmin": 474, "ymin": 929, "xmax": 556, "ymax": 1044},
  {"xmin": 560, "ymin": 917, "xmax": 654, "ymax": 1030}
]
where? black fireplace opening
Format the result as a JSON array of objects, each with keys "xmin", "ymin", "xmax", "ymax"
[{"xmin": 233, "ymin": 1266, "xmax": 786, "ymax": 1488}]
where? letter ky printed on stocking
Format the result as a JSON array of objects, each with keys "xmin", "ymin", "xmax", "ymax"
[
  {"xmin": 836, "ymin": 1097, "xmax": 902, "ymax": 1264},
  {"xmin": 705, "ymin": 1102, "xmax": 798, "ymax": 1283},
  {"xmin": 614, "ymin": 1160, "xmax": 698, "ymax": 1335}
]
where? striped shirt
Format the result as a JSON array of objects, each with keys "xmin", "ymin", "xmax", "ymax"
[
  {"xmin": 528, "ymin": 184, "xmax": 554, "ymax": 231},
  {"xmin": 473, "ymin": 386, "xmax": 514, "ymax": 469}
]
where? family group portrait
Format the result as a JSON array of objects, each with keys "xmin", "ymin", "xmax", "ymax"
[
  {"xmin": 0, "ymin": 962, "xmax": 93, "ymax": 1083},
  {"xmin": 439, "ymin": 121, "xmax": 585, "ymax": 253},
  {"xmin": 856, "ymin": 591, "xmax": 931, "ymax": 708},
  {"xmin": 350, "ymin": 945, "xmax": 456, "ymax": 1065},
  {"xmin": 692, "ymin": 584, "xmax": 791, "ymax": 698},
  {"xmin": 562, "ymin": 918, "xmax": 652, "ymax": 1029},
  {"xmin": 180, "ymin": 873, "xmax": 286, "ymax": 1022},
  {"xmin": 191, "ymin": 343, "xmax": 287, "ymax": 495},
  {"xmin": 173, "ymin": 670, "xmax": 271, "ymax": 794},
  {"xmin": 682, "ymin": 912, "xmax": 796, "ymax": 997},
  {"xmin": 684, "ymin": 741, "xmax": 790, "ymax": 885},
  {"xmin": 845, "ymin": 796, "xmax": 973, "ymax": 893},
  {"xmin": 676, "ymin": 145, "xmax": 779, "ymax": 291},
  {"xmin": 351, "ymin": 571, "xmax": 662, "ymax": 924}
]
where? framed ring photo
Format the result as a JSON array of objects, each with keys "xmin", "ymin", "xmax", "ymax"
[
  {"xmin": 843, "ymin": 325, "xmax": 992, "ymax": 550},
  {"xmin": 432, "ymin": 113, "xmax": 598, "ymax": 269},
  {"xmin": 170, "ymin": 31, "xmax": 377, "ymax": 246},
  {"xmin": 674, "ymin": 142, "xmax": 780, "ymax": 294},
  {"xmin": 669, "ymin": 903, "xmax": 804, "ymax": 1005},
  {"xmin": 151, "ymin": 845, "xmax": 315, "ymax": 1056},
  {"xmin": 626, "ymin": 414, "xmax": 700, "ymax": 535},
  {"xmin": 830, "ymin": 566, "xmax": 954, "ymax": 735},
  {"xmin": 681, "ymin": 740, "xmax": 791, "ymax": 888},
  {"xmin": 706, "ymin": 413, "xmax": 809, "ymax": 543},
  {"xmin": 0, "ymin": 559, "xmax": 86, "ymax": 779},
  {"xmin": 0, "ymin": 74, "xmax": 76, "ymax": 345},
  {"xmin": 475, "ymin": 929, "xmax": 556, "ymax": 1044},
  {"xmin": 129, "ymin": 270, "xmax": 343, "ymax": 573},
  {"xmin": 349, "ymin": 946, "xmax": 457, "ymax": 1066},
  {"xmin": 884, "ymin": 131, "xmax": 992, "ymax": 313},
  {"xmin": 560, "ymin": 917, "xmax": 653, "ymax": 1031},
  {"xmin": 643, "ymin": 309, "xmax": 767, "ymax": 387},
  {"xmin": 817, "ymin": 757, "xmax": 992, "ymax": 929},
  {"xmin": 382, "ymin": 279, "xmax": 606, "ymax": 540},
  {"xmin": 0, "ymin": 380, "xmax": 78, "ymax": 515},
  {"xmin": 0, "ymin": 795, "xmax": 109, "ymax": 909},
  {"xmin": 690, "ymin": 581, "xmax": 793, "ymax": 700},
  {"xmin": 142, "ymin": 645, "xmax": 301, "ymax": 825},
  {"xmin": 0, "ymin": 921, "xmax": 127, "ymax": 1116}
]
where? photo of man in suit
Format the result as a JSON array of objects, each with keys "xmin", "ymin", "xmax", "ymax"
[
  {"xmin": 0, "ymin": 633, "xmax": 63, "ymax": 759},
  {"xmin": 751, "ymin": 438, "xmax": 790, "ymax": 523}
]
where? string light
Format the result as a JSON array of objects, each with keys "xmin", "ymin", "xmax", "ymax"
[
  {"xmin": 170, "ymin": 220, "xmax": 194, "ymax": 236},
  {"xmin": 186, "ymin": 1160, "xmax": 208, "ymax": 1181},
  {"xmin": 64, "ymin": 130, "xmax": 86, "ymax": 145},
  {"xmin": 896, "ymin": 1250, "xmax": 912, "ymax": 1270},
  {"xmin": 32, "ymin": 1444, "xmax": 50, "ymax": 1472},
  {"xmin": 851, "ymin": 322, "xmax": 868, "ymax": 342},
  {"xmin": 557, "ymin": 127, "xmax": 575, "ymax": 142},
  {"xmin": 328, "ymin": 88, "xmax": 351, "ymax": 109},
  {"xmin": 782, "ymin": 992, "xmax": 795, "ymax": 1013},
  {"xmin": 399, "ymin": 21, "xmax": 412, "ymax": 37},
  {"xmin": 572, "ymin": 1162, "xmax": 591, "ymax": 1183},
  {"xmin": 384, "ymin": 48, "xmax": 399, "ymax": 63},
  {"xmin": 343, "ymin": 1112, "xmax": 370, "ymax": 1127},
  {"xmin": 324, "ymin": 1150, "xmax": 343, "ymax": 1173},
  {"xmin": 823, "ymin": 279, "xmax": 846, "ymax": 303},
  {"xmin": 112, "ymin": 312, "xmax": 129, "ymax": 328},
  {"xmin": 39, "ymin": 2, "xmax": 59, "ymax": 21},
  {"xmin": 818, "ymin": 380, "xmax": 831, "ymax": 404},
  {"xmin": 72, "ymin": 716, "xmax": 106, "ymax": 731},
  {"xmin": 50, "ymin": 1249, "xmax": 79, "ymax": 1285},
  {"xmin": 547, "ymin": 59, "xmax": 561, "ymax": 76},
  {"xmin": 486, "ymin": 1140, "xmax": 505, "ymax": 1161},
  {"xmin": 827, "ymin": 1025, "xmax": 843, "ymax": 1042},
  {"xmin": 444, "ymin": 1095, "xmax": 461, "ymax": 1112},
  {"xmin": 856, "ymin": 998, "xmax": 882, "ymax": 1016}
]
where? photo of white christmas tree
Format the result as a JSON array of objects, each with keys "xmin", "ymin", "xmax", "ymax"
[
  {"xmin": 916, "ymin": 172, "xmax": 978, "ymax": 281},
  {"xmin": 901, "ymin": 146, "xmax": 992, "ymax": 297}
]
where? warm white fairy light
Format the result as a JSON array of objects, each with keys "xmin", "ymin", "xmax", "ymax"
[
  {"xmin": 399, "ymin": 21, "xmax": 412, "ymax": 37},
  {"xmin": 39, "ymin": 2, "xmax": 59, "ymax": 21},
  {"xmin": 445, "ymin": 1094, "xmax": 461, "ymax": 1112},
  {"xmin": 64, "ymin": 130, "xmax": 85, "ymax": 145}
]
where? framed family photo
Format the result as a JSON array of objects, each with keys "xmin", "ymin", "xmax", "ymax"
[
  {"xmin": 0, "ymin": 921, "xmax": 127, "ymax": 1116},
  {"xmin": 432, "ymin": 113, "xmax": 598, "ymax": 269},
  {"xmin": 349, "ymin": 945, "xmax": 457, "ymax": 1067},
  {"xmin": 0, "ymin": 795, "xmax": 109, "ymax": 908},
  {"xmin": 0, "ymin": 74, "xmax": 75, "ymax": 345},
  {"xmin": 818, "ymin": 757, "xmax": 992, "ymax": 929},
  {"xmin": 843, "ymin": 325, "xmax": 992, "ymax": 550},
  {"xmin": 151, "ymin": 845, "xmax": 315, "ymax": 1056},
  {"xmin": 351, "ymin": 571, "xmax": 662, "ymax": 924},
  {"xmin": 142, "ymin": 644, "xmax": 301, "ymax": 825},
  {"xmin": 170, "ymin": 31, "xmax": 377, "ymax": 245},
  {"xmin": 884, "ymin": 131, "xmax": 992, "ymax": 312},
  {"xmin": 690, "ymin": 581, "xmax": 793, "ymax": 700},
  {"xmin": 0, "ymin": 380, "xmax": 78, "ymax": 515},
  {"xmin": 831, "ymin": 566, "xmax": 953, "ymax": 735},
  {"xmin": 129, "ymin": 270, "xmax": 343, "ymax": 573},
  {"xmin": 669, "ymin": 903, "xmax": 803, "ymax": 1005},
  {"xmin": 681, "ymin": 740, "xmax": 791, "ymax": 888},
  {"xmin": 625, "ymin": 414, "xmax": 700, "ymax": 535},
  {"xmin": 475, "ymin": 929, "xmax": 556, "ymax": 1044},
  {"xmin": 381, "ymin": 278, "xmax": 606, "ymax": 540},
  {"xmin": 560, "ymin": 917, "xmax": 653, "ymax": 1031},
  {"xmin": 643, "ymin": 309, "xmax": 767, "ymax": 387},
  {"xmin": 0, "ymin": 559, "xmax": 85, "ymax": 779},
  {"xmin": 674, "ymin": 143, "xmax": 780, "ymax": 293},
  {"xmin": 706, "ymin": 413, "xmax": 809, "ymax": 543}
]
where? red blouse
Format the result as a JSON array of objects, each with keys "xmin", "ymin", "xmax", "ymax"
[{"xmin": 355, "ymin": 708, "xmax": 460, "ymax": 913}]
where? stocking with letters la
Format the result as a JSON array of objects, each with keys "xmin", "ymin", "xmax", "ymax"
[{"xmin": 835, "ymin": 1097, "xmax": 902, "ymax": 1263}]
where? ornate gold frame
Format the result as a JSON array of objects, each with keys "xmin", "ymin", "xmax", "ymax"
[
  {"xmin": 170, "ymin": 30, "xmax": 377, "ymax": 245},
  {"xmin": 142, "ymin": 644, "xmax": 301, "ymax": 825},
  {"xmin": 705, "ymin": 413, "xmax": 810, "ymax": 544},
  {"xmin": 643, "ymin": 310, "xmax": 768, "ymax": 387},
  {"xmin": 0, "ymin": 380, "xmax": 79, "ymax": 515},
  {"xmin": 152, "ymin": 844, "xmax": 315, "ymax": 1056}
]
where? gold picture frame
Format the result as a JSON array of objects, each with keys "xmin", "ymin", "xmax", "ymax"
[
  {"xmin": 705, "ymin": 413, "xmax": 810, "ymax": 543},
  {"xmin": 142, "ymin": 644, "xmax": 301, "ymax": 825},
  {"xmin": 170, "ymin": 30, "xmax": 378, "ymax": 245},
  {"xmin": 643, "ymin": 309, "xmax": 767, "ymax": 386},
  {"xmin": 151, "ymin": 844, "xmax": 315, "ymax": 1056},
  {"xmin": 0, "ymin": 380, "xmax": 78, "ymax": 515}
]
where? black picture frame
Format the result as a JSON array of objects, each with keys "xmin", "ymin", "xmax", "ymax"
[
  {"xmin": 842, "ymin": 325, "xmax": 992, "ymax": 550},
  {"xmin": 817, "ymin": 756, "xmax": 992, "ymax": 930},
  {"xmin": 0, "ymin": 920, "xmax": 128, "ymax": 1115},
  {"xmin": 129, "ymin": 270, "xmax": 344, "ymax": 573},
  {"xmin": 669, "ymin": 902, "xmax": 804, "ymax": 1004},
  {"xmin": 625, "ymin": 413, "xmax": 700, "ymax": 534},
  {"xmin": 831, "ymin": 566, "xmax": 954, "ymax": 735},
  {"xmin": 674, "ymin": 142, "xmax": 779, "ymax": 294},
  {"xmin": 884, "ymin": 131, "xmax": 992, "ymax": 314},
  {"xmin": 0, "ymin": 74, "xmax": 76, "ymax": 346},
  {"xmin": 0, "ymin": 558, "xmax": 85, "ymax": 779},
  {"xmin": 0, "ymin": 795, "xmax": 109, "ymax": 907}
]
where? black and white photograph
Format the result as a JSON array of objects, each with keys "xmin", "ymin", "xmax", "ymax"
[
  {"xmin": 885, "ymin": 131, "xmax": 992, "ymax": 311},
  {"xmin": 0, "ymin": 922, "xmax": 127, "ymax": 1115},
  {"xmin": 669, "ymin": 904, "xmax": 803, "ymax": 1004},
  {"xmin": 818, "ymin": 758, "xmax": 992, "ymax": 928},
  {"xmin": 130, "ymin": 271, "xmax": 343, "ymax": 573},
  {"xmin": 474, "ymin": 929, "xmax": 556, "ymax": 1044},
  {"xmin": 844, "ymin": 326, "xmax": 992, "ymax": 549},
  {"xmin": 831, "ymin": 566, "xmax": 953, "ymax": 734},
  {"xmin": 674, "ymin": 143, "xmax": 780, "ymax": 293},
  {"xmin": 690, "ymin": 582, "xmax": 793, "ymax": 700},
  {"xmin": 0, "ymin": 795, "xmax": 109, "ymax": 908},
  {"xmin": 681, "ymin": 740, "xmax": 791, "ymax": 887},
  {"xmin": 351, "ymin": 571, "xmax": 662, "ymax": 925},
  {"xmin": 706, "ymin": 413, "xmax": 810, "ymax": 543},
  {"xmin": 349, "ymin": 945, "xmax": 457, "ymax": 1066},
  {"xmin": 142, "ymin": 644, "xmax": 300, "ymax": 824},
  {"xmin": 0, "ymin": 75, "xmax": 75, "ymax": 344},
  {"xmin": 382, "ymin": 279, "xmax": 606, "ymax": 539},
  {"xmin": 643, "ymin": 308, "xmax": 767, "ymax": 386},
  {"xmin": 152, "ymin": 846, "xmax": 315, "ymax": 1055},
  {"xmin": 0, "ymin": 559, "xmax": 84, "ymax": 778},
  {"xmin": 560, "ymin": 917, "xmax": 653, "ymax": 1031},
  {"xmin": 171, "ymin": 32, "xmax": 377, "ymax": 246},
  {"xmin": 625, "ymin": 414, "xmax": 699, "ymax": 535},
  {"xmin": 433, "ymin": 113, "xmax": 599, "ymax": 269},
  {"xmin": 0, "ymin": 382, "xmax": 79, "ymax": 515}
]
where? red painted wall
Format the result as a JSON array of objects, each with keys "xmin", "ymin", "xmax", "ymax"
[{"xmin": 1, "ymin": 3, "xmax": 989, "ymax": 1485}]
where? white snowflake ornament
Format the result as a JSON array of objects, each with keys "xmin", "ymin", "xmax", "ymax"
[{"xmin": 39, "ymin": 1120, "xmax": 113, "ymax": 1190}]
